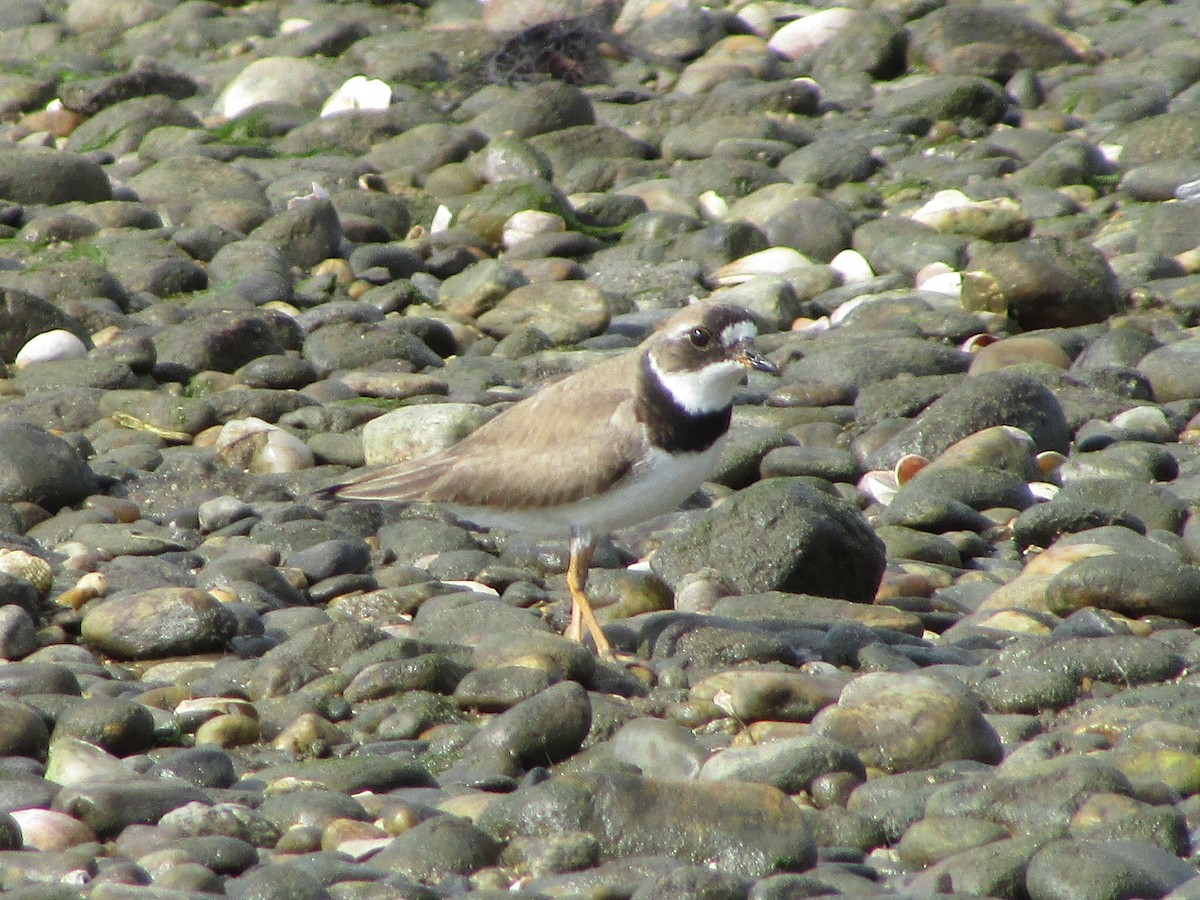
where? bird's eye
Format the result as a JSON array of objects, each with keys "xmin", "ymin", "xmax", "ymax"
[{"xmin": 689, "ymin": 327, "xmax": 711, "ymax": 348}]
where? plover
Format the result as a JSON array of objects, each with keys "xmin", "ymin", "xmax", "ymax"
[{"xmin": 319, "ymin": 302, "xmax": 779, "ymax": 659}]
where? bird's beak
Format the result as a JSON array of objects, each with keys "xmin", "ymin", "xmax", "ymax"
[{"xmin": 733, "ymin": 340, "xmax": 780, "ymax": 375}]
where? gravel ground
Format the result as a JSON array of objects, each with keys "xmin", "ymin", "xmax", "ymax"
[{"xmin": 3, "ymin": 0, "xmax": 1200, "ymax": 898}]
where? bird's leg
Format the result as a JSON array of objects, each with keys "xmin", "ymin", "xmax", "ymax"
[{"xmin": 565, "ymin": 535, "xmax": 613, "ymax": 660}]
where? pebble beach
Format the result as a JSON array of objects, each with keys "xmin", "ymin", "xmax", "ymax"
[{"xmin": 4, "ymin": 0, "xmax": 1200, "ymax": 897}]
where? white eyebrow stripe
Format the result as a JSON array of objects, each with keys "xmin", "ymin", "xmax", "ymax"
[{"xmin": 720, "ymin": 320, "xmax": 757, "ymax": 347}]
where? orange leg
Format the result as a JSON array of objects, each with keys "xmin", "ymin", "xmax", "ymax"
[{"xmin": 564, "ymin": 538, "xmax": 613, "ymax": 660}]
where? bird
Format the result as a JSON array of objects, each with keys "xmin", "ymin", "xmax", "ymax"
[{"xmin": 318, "ymin": 302, "xmax": 779, "ymax": 660}]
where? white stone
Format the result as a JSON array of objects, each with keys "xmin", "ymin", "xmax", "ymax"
[
  {"xmin": 14, "ymin": 329, "xmax": 87, "ymax": 368},
  {"xmin": 320, "ymin": 75, "xmax": 393, "ymax": 118},
  {"xmin": 767, "ymin": 8, "xmax": 859, "ymax": 60},
  {"xmin": 829, "ymin": 249, "xmax": 874, "ymax": 283}
]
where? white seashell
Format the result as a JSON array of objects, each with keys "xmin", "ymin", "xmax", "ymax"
[
  {"xmin": 14, "ymin": 330, "xmax": 88, "ymax": 368},
  {"xmin": 287, "ymin": 181, "xmax": 329, "ymax": 210},
  {"xmin": 253, "ymin": 429, "xmax": 315, "ymax": 474},
  {"xmin": 698, "ymin": 190, "xmax": 729, "ymax": 219},
  {"xmin": 430, "ymin": 204, "xmax": 453, "ymax": 234},
  {"xmin": 712, "ymin": 247, "xmax": 812, "ymax": 285},
  {"xmin": 828, "ymin": 249, "xmax": 873, "ymax": 283},
  {"xmin": 1176, "ymin": 179, "xmax": 1200, "ymax": 202},
  {"xmin": 911, "ymin": 189, "xmax": 972, "ymax": 219},
  {"xmin": 919, "ymin": 271, "xmax": 963, "ymax": 297},
  {"xmin": 53, "ymin": 571, "xmax": 107, "ymax": 610},
  {"xmin": 793, "ymin": 316, "xmax": 831, "ymax": 335},
  {"xmin": 216, "ymin": 418, "xmax": 314, "ymax": 474},
  {"xmin": 829, "ymin": 293, "xmax": 881, "ymax": 326},
  {"xmin": 0, "ymin": 549, "xmax": 52, "ymax": 596},
  {"xmin": 1097, "ymin": 143, "xmax": 1123, "ymax": 164},
  {"xmin": 440, "ymin": 580, "xmax": 500, "ymax": 596},
  {"xmin": 857, "ymin": 470, "xmax": 900, "ymax": 505},
  {"xmin": 280, "ymin": 17, "xmax": 312, "ymax": 35},
  {"xmin": 767, "ymin": 8, "xmax": 860, "ymax": 60},
  {"xmin": 1028, "ymin": 482, "xmax": 1060, "ymax": 501},
  {"xmin": 338, "ymin": 838, "xmax": 394, "ymax": 860},
  {"xmin": 320, "ymin": 75, "xmax": 393, "ymax": 118},
  {"xmin": 501, "ymin": 209, "xmax": 565, "ymax": 249}
]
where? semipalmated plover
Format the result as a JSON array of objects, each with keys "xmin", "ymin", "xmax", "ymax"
[{"xmin": 320, "ymin": 302, "xmax": 779, "ymax": 659}]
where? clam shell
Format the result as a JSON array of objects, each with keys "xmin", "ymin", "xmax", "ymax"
[
  {"xmin": 712, "ymin": 247, "xmax": 812, "ymax": 285},
  {"xmin": 829, "ymin": 249, "xmax": 874, "ymax": 283},
  {"xmin": 502, "ymin": 209, "xmax": 565, "ymax": 249},
  {"xmin": 216, "ymin": 417, "xmax": 314, "ymax": 474},
  {"xmin": 0, "ymin": 549, "xmax": 52, "ymax": 596},
  {"xmin": 320, "ymin": 75, "xmax": 392, "ymax": 118}
]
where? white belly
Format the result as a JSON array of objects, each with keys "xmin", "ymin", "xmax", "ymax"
[{"xmin": 446, "ymin": 441, "xmax": 725, "ymax": 540}]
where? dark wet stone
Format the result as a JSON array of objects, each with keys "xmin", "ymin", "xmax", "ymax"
[
  {"xmin": 994, "ymin": 635, "xmax": 1184, "ymax": 686},
  {"xmin": 478, "ymin": 772, "xmax": 816, "ymax": 878},
  {"xmin": 370, "ymin": 814, "xmax": 502, "ymax": 883},
  {"xmin": 254, "ymin": 757, "xmax": 435, "ymax": 794},
  {"xmin": 246, "ymin": 619, "xmax": 386, "ymax": 699},
  {"xmin": 257, "ymin": 789, "xmax": 369, "ymax": 834},
  {"xmin": 895, "ymin": 814, "xmax": 1010, "ymax": 868},
  {"xmin": 812, "ymin": 672, "xmax": 1002, "ymax": 773},
  {"xmin": 926, "ymin": 755, "xmax": 1134, "ymax": 837},
  {"xmin": 908, "ymin": 6, "xmax": 1084, "ymax": 72},
  {"xmin": 1025, "ymin": 837, "xmax": 1196, "ymax": 900},
  {"xmin": 450, "ymin": 680, "xmax": 591, "ymax": 778},
  {"xmin": 777, "ymin": 135, "xmax": 882, "ymax": 190},
  {"xmin": 629, "ymin": 865, "xmax": 750, "ymax": 900},
  {"xmin": 977, "ymin": 670, "xmax": 1080, "ymax": 714},
  {"xmin": 151, "ymin": 746, "xmax": 237, "ymax": 789},
  {"xmin": 864, "ymin": 371, "xmax": 1071, "ymax": 470},
  {"xmin": 962, "ymin": 237, "xmax": 1122, "ymax": 330},
  {"xmin": 1013, "ymin": 477, "xmax": 1187, "ymax": 549},
  {"xmin": 53, "ymin": 778, "xmax": 210, "ymax": 839},
  {"xmin": 302, "ymin": 320, "xmax": 443, "ymax": 375},
  {"xmin": 809, "ymin": 9, "xmax": 905, "ymax": 84},
  {"xmin": 0, "ymin": 572, "xmax": 44, "ymax": 618},
  {"xmin": 0, "ymin": 146, "xmax": 111, "ymax": 204},
  {"xmin": 413, "ymin": 595, "xmax": 554, "ymax": 646},
  {"xmin": 872, "ymin": 75, "xmax": 1009, "ymax": 124},
  {"xmin": 652, "ymin": 478, "xmax": 885, "ymax": 602},
  {"xmin": 222, "ymin": 862, "xmax": 335, "ymax": 900},
  {"xmin": 452, "ymin": 666, "xmax": 555, "ymax": 712},
  {"xmin": 284, "ymin": 538, "xmax": 372, "ymax": 583},
  {"xmin": 700, "ymin": 736, "xmax": 865, "ymax": 795},
  {"xmin": 0, "ymin": 422, "xmax": 97, "ymax": 510},
  {"xmin": 1043, "ymin": 552, "xmax": 1200, "ymax": 622},
  {"xmin": 784, "ymin": 334, "xmax": 969, "ymax": 387},
  {"xmin": 152, "ymin": 310, "xmax": 299, "ymax": 381},
  {"xmin": 893, "ymin": 464, "xmax": 1037, "ymax": 513},
  {"xmin": 638, "ymin": 617, "xmax": 797, "ymax": 667},
  {"xmin": 201, "ymin": 555, "xmax": 307, "ymax": 608},
  {"xmin": 51, "ymin": 697, "xmax": 155, "ymax": 755},
  {"xmin": 343, "ymin": 653, "xmax": 469, "ymax": 702},
  {"xmin": 758, "ymin": 445, "xmax": 863, "ymax": 484},
  {"xmin": 901, "ymin": 834, "xmax": 1042, "ymax": 898},
  {"xmin": 880, "ymin": 490, "xmax": 998, "ymax": 533},
  {"xmin": 0, "ymin": 696, "xmax": 50, "ymax": 759},
  {"xmin": 81, "ymin": 587, "xmax": 239, "ymax": 660}
]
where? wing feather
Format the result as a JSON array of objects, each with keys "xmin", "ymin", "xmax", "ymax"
[{"xmin": 321, "ymin": 353, "xmax": 646, "ymax": 509}]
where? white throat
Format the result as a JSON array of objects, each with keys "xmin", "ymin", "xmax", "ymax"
[{"xmin": 648, "ymin": 355, "xmax": 744, "ymax": 415}]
